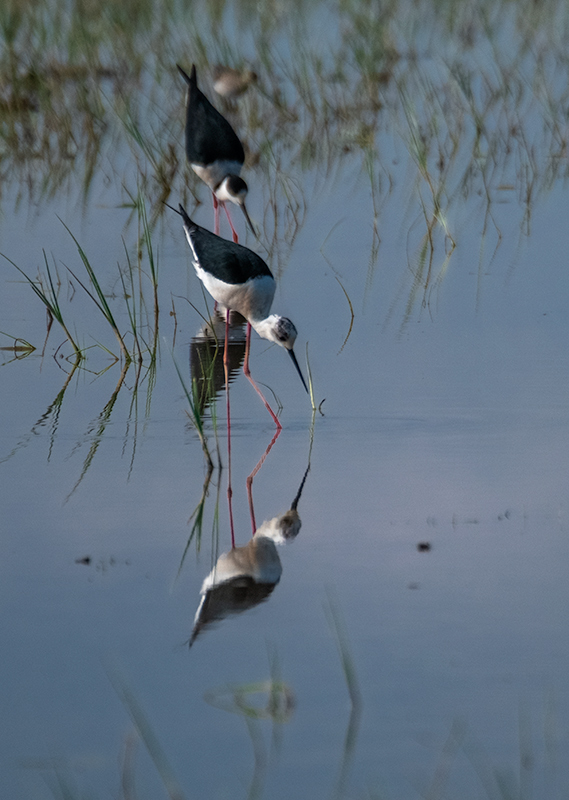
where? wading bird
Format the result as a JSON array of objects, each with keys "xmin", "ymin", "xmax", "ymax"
[
  {"xmin": 177, "ymin": 63, "xmax": 254, "ymax": 241},
  {"xmin": 176, "ymin": 204, "xmax": 308, "ymax": 428}
]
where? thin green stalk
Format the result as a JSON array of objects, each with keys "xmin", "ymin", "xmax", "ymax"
[
  {"xmin": 305, "ymin": 341, "xmax": 317, "ymax": 411},
  {"xmin": 1, "ymin": 251, "xmax": 82, "ymax": 359},
  {"xmin": 60, "ymin": 219, "xmax": 131, "ymax": 363},
  {"xmin": 172, "ymin": 353, "xmax": 213, "ymax": 470},
  {"xmin": 119, "ymin": 246, "xmax": 145, "ymax": 362},
  {"xmin": 136, "ymin": 191, "xmax": 160, "ymax": 359}
]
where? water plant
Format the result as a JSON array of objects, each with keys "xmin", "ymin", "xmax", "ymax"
[{"xmin": 2, "ymin": 251, "xmax": 82, "ymax": 360}]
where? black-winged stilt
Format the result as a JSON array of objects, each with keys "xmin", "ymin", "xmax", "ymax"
[
  {"xmin": 177, "ymin": 63, "xmax": 254, "ymax": 241},
  {"xmin": 177, "ymin": 204, "xmax": 308, "ymax": 428}
]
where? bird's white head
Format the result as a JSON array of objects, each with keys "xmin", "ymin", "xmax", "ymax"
[
  {"xmin": 254, "ymin": 315, "xmax": 298, "ymax": 350},
  {"xmin": 252, "ymin": 315, "xmax": 309, "ymax": 393},
  {"xmin": 217, "ymin": 174, "xmax": 248, "ymax": 206},
  {"xmin": 216, "ymin": 175, "xmax": 256, "ymax": 236},
  {"xmin": 255, "ymin": 509, "xmax": 301, "ymax": 544}
]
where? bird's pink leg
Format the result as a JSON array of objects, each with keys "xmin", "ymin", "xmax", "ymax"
[
  {"xmin": 211, "ymin": 194, "xmax": 220, "ymax": 310},
  {"xmin": 243, "ymin": 322, "xmax": 282, "ymax": 430},
  {"xmin": 212, "ymin": 193, "xmax": 220, "ymax": 236},
  {"xmin": 246, "ymin": 427, "xmax": 281, "ymax": 535},
  {"xmin": 222, "ymin": 202, "xmax": 239, "ymax": 243},
  {"xmin": 224, "ymin": 312, "xmax": 235, "ymax": 549}
]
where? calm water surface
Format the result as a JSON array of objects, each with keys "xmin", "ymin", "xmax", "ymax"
[{"xmin": 2, "ymin": 3, "xmax": 569, "ymax": 799}]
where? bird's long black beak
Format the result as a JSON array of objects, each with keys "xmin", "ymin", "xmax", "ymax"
[
  {"xmin": 288, "ymin": 349, "xmax": 309, "ymax": 394},
  {"xmin": 241, "ymin": 202, "xmax": 257, "ymax": 238}
]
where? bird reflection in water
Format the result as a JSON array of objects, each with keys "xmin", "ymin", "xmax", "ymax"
[
  {"xmin": 189, "ymin": 309, "xmax": 247, "ymax": 415},
  {"xmin": 189, "ymin": 463, "xmax": 309, "ymax": 647}
]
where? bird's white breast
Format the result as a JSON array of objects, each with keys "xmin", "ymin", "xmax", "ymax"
[
  {"xmin": 200, "ymin": 536, "xmax": 282, "ymax": 592},
  {"xmin": 194, "ymin": 264, "xmax": 275, "ymax": 322},
  {"xmin": 192, "ymin": 160, "xmax": 242, "ymax": 193}
]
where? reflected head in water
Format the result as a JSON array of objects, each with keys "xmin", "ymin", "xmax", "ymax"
[{"xmin": 189, "ymin": 464, "xmax": 309, "ymax": 647}]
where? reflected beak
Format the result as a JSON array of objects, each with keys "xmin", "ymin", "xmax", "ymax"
[
  {"xmin": 288, "ymin": 349, "xmax": 309, "ymax": 394},
  {"xmin": 241, "ymin": 202, "xmax": 257, "ymax": 238}
]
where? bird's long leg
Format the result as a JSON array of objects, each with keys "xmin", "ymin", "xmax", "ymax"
[
  {"xmin": 243, "ymin": 322, "xmax": 283, "ymax": 430},
  {"xmin": 224, "ymin": 311, "xmax": 235, "ymax": 549},
  {"xmin": 246, "ymin": 427, "xmax": 281, "ymax": 535},
  {"xmin": 222, "ymin": 202, "xmax": 239, "ymax": 243},
  {"xmin": 212, "ymin": 193, "xmax": 220, "ymax": 236}
]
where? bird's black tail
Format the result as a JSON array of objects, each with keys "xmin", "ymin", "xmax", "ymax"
[
  {"xmin": 177, "ymin": 63, "xmax": 197, "ymax": 87},
  {"xmin": 162, "ymin": 201, "xmax": 194, "ymax": 230},
  {"xmin": 177, "ymin": 204, "xmax": 193, "ymax": 228}
]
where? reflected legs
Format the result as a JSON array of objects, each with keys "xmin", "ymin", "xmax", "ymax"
[{"xmin": 246, "ymin": 426, "xmax": 281, "ymax": 535}]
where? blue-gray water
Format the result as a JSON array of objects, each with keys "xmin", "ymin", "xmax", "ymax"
[{"xmin": 2, "ymin": 4, "xmax": 569, "ymax": 798}]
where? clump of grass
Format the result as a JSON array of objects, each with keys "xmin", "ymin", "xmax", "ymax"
[
  {"xmin": 60, "ymin": 220, "xmax": 131, "ymax": 364},
  {"xmin": 3, "ymin": 205, "xmax": 164, "ymax": 371},
  {"xmin": 1, "ymin": 250, "xmax": 82, "ymax": 360}
]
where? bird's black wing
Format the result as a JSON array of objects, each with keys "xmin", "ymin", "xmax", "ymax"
[
  {"xmin": 182, "ymin": 70, "xmax": 245, "ymax": 165},
  {"xmin": 190, "ymin": 224, "xmax": 272, "ymax": 285}
]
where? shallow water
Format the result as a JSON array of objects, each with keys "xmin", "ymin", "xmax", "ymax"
[{"xmin": 2, "ymin": 3, "xmax": 569, "ymax": 798}]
